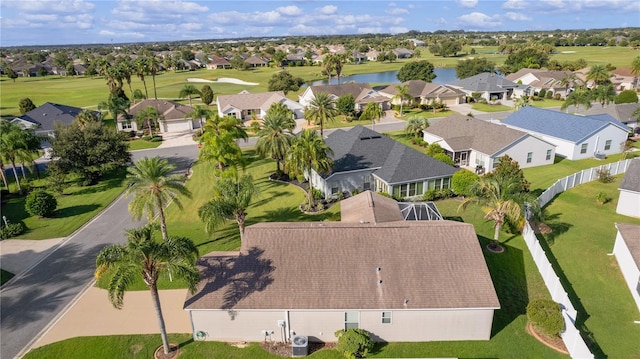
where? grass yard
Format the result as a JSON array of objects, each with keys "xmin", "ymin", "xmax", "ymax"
[
  {"xmin": 530, "ymin": 99, "xmax": 564, "ymax": 109},
  {"xmin": 127, "ymin": 138, "xmax": 163, "ymax": 151},
  {"xmin": 472, "ymin": 103, "xmax": 512, "ymax": 112},
  {"xmin": 397, "ymin": 108, "xmax": 457, "ymax": 120},
  {"xmin": 1, "ymin": 168, "xmax": 127, "ymax": 240},
  {"xmin": 536, "ymin": 176, "xmax": 640, "ymax": 358}
]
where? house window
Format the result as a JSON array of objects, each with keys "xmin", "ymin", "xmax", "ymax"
[
  {"xmin": 382, "ymin": 312, "xmax": 392, "ymax": 324},
  {"xmin": 363, "ymin": 175, "xmax": 371, "ymax": 190},
  {"xmin": 427, "ymin": 179, "xmax": 443, "ymax": 191},
  {"xmin": 345, "ymin": 312, "xmax": 359, "ymax": 330},
  {"xmin": 546, "ymin": 149, "xmax": 552, "ymax": 161},
  {"xmin": 331, "ymin": 184, "xmax": 339, "ymax": 195},
  {"xmin": 526, "ymin": 152, "xmax": 533, "ymax": 163},
  {"xmin": 122, "ymin": 120, "xmax": 132, "ymax": 130},
  {"xmin": 580, "ymin": 143, "xmax": 588, "ymax": 154},
  {"xmin": 604, "ymin": 140, "xmax": 612, "ymax": 151},
  {"xmin": 442, "ymin": 177, "xmax": 450, "ymax": 189}
]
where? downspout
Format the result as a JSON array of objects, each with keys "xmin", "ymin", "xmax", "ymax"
[
  {"xmin": 593, "ymin": 136, "xmax": 600, "ymax": 156},
  {"xmin": 285, "ymin": 310, "xmax": 291, "ymax": 342}
]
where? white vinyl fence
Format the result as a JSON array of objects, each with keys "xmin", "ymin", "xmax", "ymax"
[{"xmin": 521, "ymin": 158, "xmax": 634, "ymax": 359}]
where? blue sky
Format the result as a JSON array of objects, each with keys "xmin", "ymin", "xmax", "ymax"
[{"xmin": 1, "ymin": 0, "xmax": 639, "ymax": 47}]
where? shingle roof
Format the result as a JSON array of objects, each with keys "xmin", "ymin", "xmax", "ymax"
[
  {"xmin": 324, "ymin": 126, "xmax": 458, "ymax": 184},
  {"xmin": 583, "ymin": 103, "xmax": 640, "ymax": 125},
  {"xmin": 217, "ymin": 91, "xmax": 287, "ymax": 112},
  {"xmin": 615, "ymin": 223, "xmax": 640, "ymax": 269},
  {"xmin": 340, "ymin": 190, "xmax": 404, "ymax": 224},
  {"xmin": 184, "ymin": 219, "xmax": 500, "ymax": 311},
  {"xmin": 18, "ymin": 102, "xmax": 89, "ymax": 131},
  {"xmin": 619, "ymin": 159, "xmax": 640, "ymax": 193},
  {"xmin": 426, "ymin": 114, "xmax": 536, "ymax": 156},
  {"xmin": 127, "ymin": 99, "xmax": 194, "ymax": 120},
  {"xmin": 379, "ymin": 80, "xmax": 463, "ymax": 99},
  {"xmin": 505, "ymin": 68, "xmax": 573, "ymax": 90},
  {"xmin": 502, "ymin": 107, "xmax": 628, "ymax": 143},
  {"xmin": 310, "ymin": 83, "xmax": 372, "ymax": 99},
  {"xmin": 451, "ymin": 72, "xmax": 519, "ymax": 92}
]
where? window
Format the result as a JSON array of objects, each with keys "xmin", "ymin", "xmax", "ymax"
[
  {"xmin": 604, "ymin": 140, "xmax": 612, "ymax": 151},
  {"xmin": 526, "ymin": 152, "xmax": 533, "ymax": 163},
  {"xmin": 580, "ymin": 143, "xmax": 588, "ymax": 154},
  {"xmin": 442, "ymin": 177, "xmax": 450, "ymax": 189},
  {"xmin": 363, "ymin": 175, "xmax": 371, "ymax": 190},
  {"xmin": 121, "ymin": 120, "xmax": 132, "ymax": 130},
  {"xmin": 546, "ymin": 149, "xmax": 552, "ymax": 161},
  {"xmin": 331, "ymin": 184, "xmax": 339, "ymax": 195},
  {"xmin": 382, "ymin": 312, "xmax": 392, "ymax": 324},
  {"xmin": 345, "ymin": 312, "xmax": 359, "ymax": 330}
]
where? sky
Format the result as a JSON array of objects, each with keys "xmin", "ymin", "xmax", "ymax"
[{"xmin": 1, "ymin": 0, "xmax": 639, "ymax": 47}]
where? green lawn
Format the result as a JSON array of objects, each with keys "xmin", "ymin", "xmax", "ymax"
[
  {"xmin": 536, "ymin": 176, "xmax": 640, "ymax": 358},
  {"xmin": 530, "ymin": 99, "xmax": 564, "ymax": 109},
  {"xmin": 127, "ymin": 138, "xmax": 163, "ymax": 151},
  {"xmin": 1, "ymin": 168, "xmax": 127, "ymax": 240},
  {"xmin": 472, "ymin": 103, "xmax": 512, "ymax": 112},
  {"xmin": 397, "ymin": 108, "xmax": 457, "ymax": 120}
]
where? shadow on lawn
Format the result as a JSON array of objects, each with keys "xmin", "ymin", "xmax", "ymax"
[{"xmin": 54, "ymin": 204, "xmax": 100, "ymax": 218}]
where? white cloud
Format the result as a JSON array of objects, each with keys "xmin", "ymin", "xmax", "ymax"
[
  {"xmin": 389, "ymin": 26, "xmax": 409, "ymax": 34},
  {"xmin": 386, "ymin": 7, "xmax": 409, "ymax": 15},
  {"xmin": 458, "ymin": 12, "xmax": 501, "ymax": 28},
  {"xmin": 2, "ymin": 0, "xmax": 95, "ymax": 13},
  {"xmin": 459, "ymin": 0, "xmax": 478, "ymax": 8},
  {"xmin": 277, "ymin": 5, "xmax": 302, "ymax": 16},
  {"xmin": 318, "ymin": 5, "xmax": 337, "ymax": 15},
  {"xmin": 502, "ymin": 0, "xmax": 527, "ymax": 9},
  {"xmin": 114, "ymin": 0, "xmax": 208, "ymax": 14},
  {"xmin": 504, "ymin": 12, "xmax": 532, "ymax": 21},
  {"xmin": 358, "ymin": 27, "xmax": 383, "ymax": 34},
  {"xmin": 210, "ymin": 10, "xmax": 284, "ymax": 26}
]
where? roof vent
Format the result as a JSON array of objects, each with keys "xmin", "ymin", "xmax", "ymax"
[
  {"xmin": 403, "ymin": 299, "xmax": 409, "ymax": 306},
  {"xmin": 376, "ymin": 267, "xmax": 381, "ymax": 272},
  {"xmin": 377, "ymin": 280, "xmax": 383, "ymax": 285}
]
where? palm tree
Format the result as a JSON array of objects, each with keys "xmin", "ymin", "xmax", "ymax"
[
  {"xmin": 198, "ymin": 173, "xmax": 259, "ymax": 241},
  {"xmin": 147, "ymin": 56, "xmax": 160, "ymax": 99},
  {"xmin": 586, "ymin": 64, "xmax": 611, "ymax": 86},
  {"xmin": 134, "ymin": 106, "xmax": 161, "ymax": 137},
  {"xmin": 134, "ymin": 57, "xmax": 149, "ymax": 99},
  {"xmin": 98, "ymin": 95, "xmax": 130, "ymax": 122},
  {"xmin": 178, "ymin": 84, "xmax": 201, "ymax": 107},
  {"xmin": 322, "ymin": 54, "xmax": 335, "ymax": 82},
  {"xmin": 513, "ymin": 96, "xmax": 532, "ymax": 110},
  {"xmin": 126, "ymin": 157, "xmax": 192, "ymax": 241},
  {"xmin": 0, "ymin": 121, "xmax": 34, "ymax": 194},
  {"xmin": 359, "ymin": 102, "xmax": 383, "ymax": 130},
  {"xmin": 306, "ymin": 92, "xmax": 338, "ymax": 137},
  {"xmin": 199, "ymin": 113, "xmax": 249, "ymax": 171},
  {"xmin": 188, "ymin": 105, "xmax": 212, "ymax": 130},
  {"xmin": 393, "ymin": 84, "xmax": 412, "ymax": 116},
  {"xmin": 561, "ymin": 89, "xmax": 592, "ymax": 113},
  {"xmin": 631, "ymin": 56, "xmax": 640, "ymax": 90},
  {"xmin": 287, "ymin": 129, "xmax": 333, "ymax": 209},
  {"xmin": 458, "ymin": 176, "xmax": 525, "ymax": 251},
  {"xmin": 74, "ymin": 109, "xmax": 101, "ymax": 128},
  {"xmin": 593, "ymin": 84, "xmax": 616, "ymax": 107},
  {"xmin": 560, "ymin": 73, "xmax": 583, "ymax": 96},
  {"xmin": 404, "ymin": 115, "xmax": 430, "ymax": 139},
  {"xmin": 95, "ymin": 224, "xmax": 200, "ymax": 355},
  {"xmin": 256, "ymin": 110, "xmax": 295, "ymax": 174},
  {"xmin": 202, "ymin": 113, "xmax": 248, "ymax": 140}
]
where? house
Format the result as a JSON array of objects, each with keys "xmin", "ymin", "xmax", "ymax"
[
  {"xmin": 424, "ymin": 114, "xmax": 556, "ymax": 171},
  {"xmin": 449, "ymin": 72, "xmax": 529, "ymax": 101},
  {"xmin": 184, "ymin": 191, "xmax": 500, "ymax": 343},
  {"xmin": 206, "ymin": 55, "xmax": 231, "ymax": 69},
  {"xmin": 616, "ymin": 159, "xmax": 640, "ymax": 218},
  {"xmin": 505, "ymin": 68, "xmax": 574, "ymax": 98},
  {"xmin": 609, "ymin": 68, "xmax": 638, "ymax": 91},
  {"xmin": 365, "ymin": 50, "xmax": 380, "ymax": 61},
  {"xmin": 244, "ymin": 55, "xmax": 268, "ymax": 67},
  {"xmin": 123, "ymin": 99, "xmax": 195, "ymax": 133},
  {"xmin": 11, "ymin": 102, "xmax": 96, "ymax": 137},
  {"xmin": 299, "ymin": 83, "xmax": 390, "ymax": 112},
  {"xmin": 311, "ymin": 126, "xmax": 458, "ymax": 198},
  {"xmin": 392, "ymin": 48, "xmax": 414, "ymax": 59},
  {"xmin": 379, "ymin": 80, "xmax": 465, "ymax": 107},
  {"xmin": 408, "ymin": 38, "xmax": 425, "ymax": 47},
  {"xmin": 217, "ymin": 90, "xmax": 304, "ymax": 121},
  {"xmin": 583, "ymin": 103, "xmax": 640, "ymax": 130},
  {"xmin": 502, "ymin": 107, "xmax": 629, "ymax": 160},
  {"xmin": 612, "ymin": 223, "xmax": 640, "ymax": 312}
]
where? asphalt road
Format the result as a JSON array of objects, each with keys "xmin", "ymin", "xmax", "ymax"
[{"xmin": 0, "ymin": 144, "xmax": 198, "ymax": 359}]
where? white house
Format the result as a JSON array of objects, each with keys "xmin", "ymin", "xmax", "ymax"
[
  {"xmin": 449, "ymin": 72, "xmax": 530, "ymax": 102},
  {"xmin": 184, "ymin": 191, "xmax": 500, "ymax": 343},
  {"xmin": 424, "ymin": 114, "xmax": 556, "ymax": 172},
  {"xmin": 122, "ymin": 99, "xmax": 195, "ymax": 133},
  {"xmin": 502, "ymin": 107, "xmax": 629, "ymax": 160},
  {"xmin": 299, "ymin": 83, "xmax": 390, "ymax": 112},
  {"xmin": 217, "ymin": 90, "xmax": 304, "ymax": 121},
  {"xmin": 505, "ymin": 68, "xmax": 574, "ymax": 98},
  {"xmin": 616, "ymin": 159, "xmax": 640, "ymax": 218},
  {"xmin": 378, "ymin": 80, "xmax": 465, "ymax": 107},
  {"xmin": 612, "ymin": 223, "xmax": 640, "ymax": 312}
]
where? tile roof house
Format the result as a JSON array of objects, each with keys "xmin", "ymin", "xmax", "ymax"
[
  {"xmin": 612, "ymin": 222, "xmax": 640, "ymax": 311},
  {"xmin": 299, "ymin": 83, "xmax": 390, "ymax": 112},
  {"xmin": 206, "ymin": 55, "xmax": 232, "ymax": 69},
  {"xmin": 609, "ymin": 68, "xmax": 638, "ymax": 92},
  {"xmin": 424, "ymin": 114, "xmax": 556, "ymax": 171},
  {"xmin": 11, "ymin": 102, "xmax": 97, "ymax": 137},
  {"xmin": 449, "ymin": 72, "xmax": 530, "ymax": 102},
  {"xmin": 217, "ymin": 90, "xmax": 305, "ymax": 121},
  {"xmin": 311, "ymin": 126, "xmax": 458, "ymax": 198},
  {"xmin": 184, "ymin": 191, "xmax": 500, "ymax": 343},
  {"xmin": 583, "ymin": 103, "xmax": 640, "ymax": 130},
  {"xmin": 505, "ymin": 68, "xmax": 574, "ymax": 98},
  {"xmin": 502, "ymin": 107, "xmax": 629, "ymax": 160},
  {"xmin": 616, "ymin": 159, "xmax": 640, "ymax": 218},
  {"xmin": 123, "ymin": 99, "xmax": 195, "ymax": 133},
  {"xmin": 379, "ymin": 80, "xmax": 465, "ymax": 107}
]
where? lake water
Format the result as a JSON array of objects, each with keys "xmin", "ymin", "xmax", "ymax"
[{"xmin": 307, "ymin": 68, "xmax": 459, "ymax": 86}]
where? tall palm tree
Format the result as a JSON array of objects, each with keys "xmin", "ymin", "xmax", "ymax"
[
  {"xmin": 561, "ymin": 89, "xmax": 592, "ymax": 113},
  {"xmin": 256, "ymin": 110, "xmax": 295, "ymax": 174},
  {"xmin": 126, "ymin": 156, "xmax": 192, "ymax": 241},
  {"xmin": 147, "ymin": 56, "xmax": 160, "ymax": 100},
  {"xmin": 0, "ymin": 121, "xmax": 34, "ymax": 194},
  {"xmin": 631, "ymin": 56, "xmax": 640, "ymax": 90},
  {"xmin": 74, "ymin": 109, "xmax": 101, "ymax": 128},
  {"xmin": 98, "ymin": 95, "xmax": 130, "ymax": 122},
  {"xmin": 134, "ymin": 57, "xmax": 149, "ymax": 99},
  {"xmin": 393, "ymin": 84, "xmax": 412, "ymax": 116},
  {"xmin": 202, "ymin": 113, "xmax": 248, "ymax": 140},
  {"xmin": 586, "ymin": 64, "xmax": 611, "ymax": 86},
  {"xmin": 458, "ymin": 176, "xmax": 525, "ymax": 251},
  {"xmin": 0, "ymin": 157, "xmax": 8, "ymax": 190},
  {"xmin": 178, "ymin": 84, "xmax": 201, "ymax": 107},
  {"xmin": 404, "ymin": 115, "xmax": 430, "ymax": 139},
  {"xmin": 287, "ymin": 129, "xmax": 333, "ymax": 209},
  {"xmin": 593, "ymin": 84, "xmax": 616, "ymax": 107},
  {"xmin": 199, "ymin": 113, "xmax": 248, "ymax": 171},
  {"xmin": 95, "ymin": 224, "xmax": 200, "ymax": 355},
  {"xmin": 198, "ymin": 173, "xmax": 259, "ymax": 242},
  {"xmin": 134, "ymin": 106, "xmax": 161, "ymax": 137},
  {"xmin": 188, "ymin": 105, "xmax": 212, "ymax": 130},
  {"xmin": 359, "ymin": 102, "xmax": 383, "ymax": 130},
  {"xmin": 306, "ymin": 92, "xmax": 338, "ymax": 137},
  {"xmin": 322, "ymin": 54, "xmax": 335, "ymax": 82}
]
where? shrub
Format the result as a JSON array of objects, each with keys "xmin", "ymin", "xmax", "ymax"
[
  {"xmin": 141, "ymin": 135, "xmax": 152, "ymax": 141},
  {"xmin": 25, "ymin": 189, "xmax": 58, "ymax": 217},
  {"xmin": 614, "ymin": 89, "xmax": 638, "ymax": 104},
  {"xmin": 0, "ymin": 221, "xmax": 26, "ymax": 239},
  {"xmin": 526, "ymin": 299, "xmax": 564, "ymax": 337},
  {"xmin": 452, "ymin": 170, "xmax": 480, "ymax": 196},
  {"xmin": 596, "ymin": 168, "xmax": 614, "ymax": 183},
  {"xmin": 351, "ymin": 188, "xmax": 361, "ymax": 196},
  {"xmin": 150, "ymin": 136, "xmax": 163, "ymax": 142},
  {"xmin": 312, "ymin": 188, "xmax": 324, "ymax": 201},
  {"xmin": 334, "ymin": 328, "xmax": 374, "ymax": 359},
  {"xmin": 595, "ymin": 191, "xmax": 611, "ymax": 205},
  {"xmin": 478, "ymin": 99, "xmax": 488, "ymax": 104},
  {"xmin": 422, "ymin": 188, "xmax": 454, "ymax": 201},
  {"xmin": 425, "ymin": 143, "xmax": 444, "ymax": 157},
  {"xmin": 538, "ymin": 89, "xmax": 547, "ymax": 98},
  {"xmin": 554, "ymin": 93, "xmax": 562, "ymax": 100},
  {"xmin": 46, "ymin": 161, "xmax": 68, "ymax": 195},
  {"xmin": 433, "ymin": 153, "xmax": 454, "ymax": 165},
  {"xmin": 545, "ymin": 91, "xmax": 553, "ymax": 99}
]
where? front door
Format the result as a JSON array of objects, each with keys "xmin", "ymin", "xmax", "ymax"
[{"xmin": 460, "ymin": 152, "xmax": 468, "ymax": 166}]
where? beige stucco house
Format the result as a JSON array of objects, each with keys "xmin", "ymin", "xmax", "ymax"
[
  {"xmin": 121, "ymin": 99, "xmax": 195, "ymax": 133},
  {"xmin": 216, "ymin": 90, "xmax": 305, "ymax": 121},
  {"xmin": 379, "ymin": 80, "xmax": 465, "ymax": 107},
  {"xmin": 184, "ymin": 191, "xmax": 500, "ymax": 343},
  {"xmin": 299, "ymin": 83, "xmax": 390, "ymax": 112}
]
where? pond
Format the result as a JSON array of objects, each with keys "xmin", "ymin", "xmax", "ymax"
[{"xmin": 306, "ymin": 68, "xmax": 459, "ymax": 86}]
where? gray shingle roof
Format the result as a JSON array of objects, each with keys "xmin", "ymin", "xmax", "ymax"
[
  {"xmin": 127, "ymin": 99, "xmax": 194, "ymax": 120},
  {"xmin": 325, "ymin": 126, "xmax": 458, "ymax": 184},
  {"xmin": 583, "ymin": 103, "xmax": 640, "ymax": 125},
  {"xmin": 310, "ymin": 83, "xmax": 372, "ymax": 99},
  {"xmin": 217, "ymin": 91, "xmax": 287, "ymax": 112},
  {"xmin": 619, "ymin": 159, "xmax": 640, "ymax": 193},
  {"xmin": 615, "ymin": 223, "xmax": 640, "ymax": 269},
  {"xmin": 451, "ymin": 72, "xmax": 519, "ymax": 92},
  {"xmin": 502, "ymin": 107, "xmax": 628, "ymax": 143},
  {"xmin": 18, "ymin": 102, "xmax": 89, "ymax": 132}
]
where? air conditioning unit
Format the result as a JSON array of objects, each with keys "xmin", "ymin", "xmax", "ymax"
[{"xmin": 291, "ymin": 335, "xmax": 308, "ymax": 357}]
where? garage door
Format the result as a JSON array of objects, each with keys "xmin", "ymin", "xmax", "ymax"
[{"xmin": 161, "ymin": 119, "xmax": 193, "ymax": 133}]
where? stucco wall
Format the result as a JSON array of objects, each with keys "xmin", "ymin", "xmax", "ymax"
[
  {"xmin": 495, "ymin": 135, "xmax": 556, "ymax": 169},
  {"xmin": 312, "ymin": 169, "xmax": 376, "ymax": 198},
  {"xmin": 613, "ymin": 231, "xmax": 640, "ymax": 312},
  {"xmin": 616, "ymin": 190, "xmax": 640, "ymax": 218}
]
